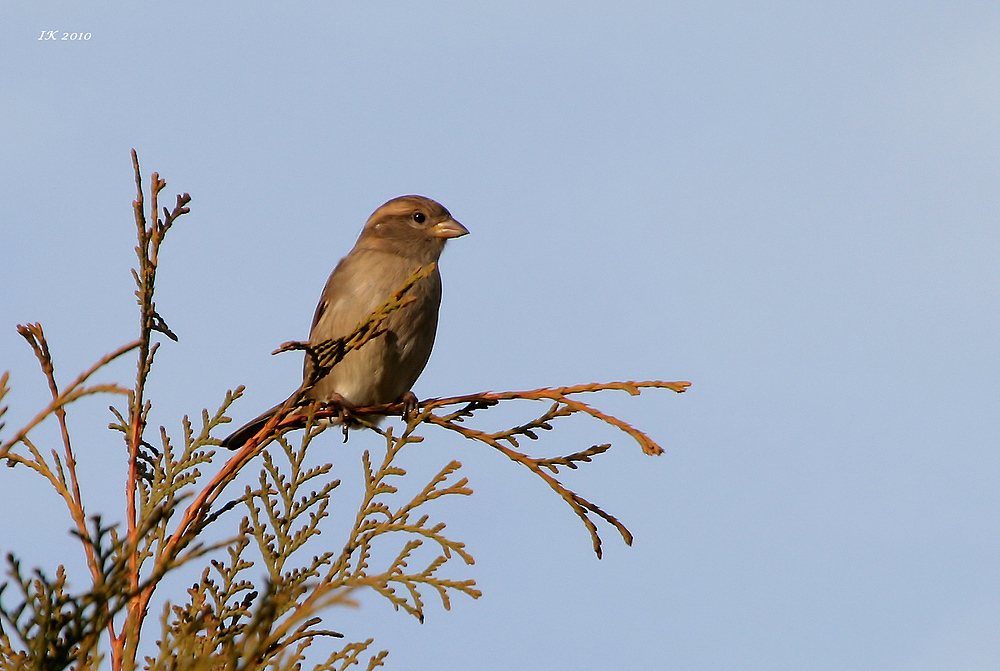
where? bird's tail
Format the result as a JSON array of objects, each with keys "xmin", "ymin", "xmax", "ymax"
[{"xmin": 220, "ymin": 403, "xmax": 283, "ymax": 450}]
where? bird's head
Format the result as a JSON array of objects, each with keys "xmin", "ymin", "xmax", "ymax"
[{"xmin": 359, "ymin": 195, "xmax": 469, "ymax": 262}]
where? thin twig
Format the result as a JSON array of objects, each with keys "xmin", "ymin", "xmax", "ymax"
[{"xmin": 0, "ymin": 336, "xmax": 140, "ymax": 460}]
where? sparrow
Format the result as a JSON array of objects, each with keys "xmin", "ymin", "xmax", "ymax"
[{"xmin": 221, "ymin": 195, "xmax": 469, "ymax": 449}]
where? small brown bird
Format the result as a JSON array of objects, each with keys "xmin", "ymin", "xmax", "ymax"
[{"xmin": 221, "ymin": 195, "xmax": 469, "ymax": 449}]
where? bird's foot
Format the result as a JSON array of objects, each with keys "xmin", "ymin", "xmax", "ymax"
[
  {"xmin": 319, "ymin": 393, "xmax": 356, "ymax": 442},
  {"xmin": 400, "ymin": 391, "xmax": 419, "ymax": 420}
]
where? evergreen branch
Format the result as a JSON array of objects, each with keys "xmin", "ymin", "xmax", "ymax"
[
  {"xmin": 314, "ymin": 638, "xmax": 387, "ymax": 671},
  {"xmin": 267, "ymin": 379, "xmax": 689, "ymax": 457},
  {"xmin": 422, "ymin": 415, "xmax": 632, "ymax": 558},
  {"xmin": 0, "ymin": 336, "xmax": 140, "ymax": 461},
  {"xmin": 535, "ymin": 443, "xmax": 613, "ymax": 473},
  {"xmin": 0, "ymin": 371, "xmax": 9, "ymax": 439}
]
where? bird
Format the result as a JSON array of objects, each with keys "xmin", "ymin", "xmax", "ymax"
[{"xmin": 220, "ymin": 195, "xmax": 469, "ymax": 449}]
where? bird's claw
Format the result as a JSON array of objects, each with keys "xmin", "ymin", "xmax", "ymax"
[
  {"xmin": 318, "ymin": 393, "xmax": 356, "ymax": 442},
  {"xmin": 400, "ymin": 391, "xmax": 419, "ymax": 419}
]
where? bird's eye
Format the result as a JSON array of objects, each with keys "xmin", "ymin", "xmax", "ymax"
[{"xmin": 412, "ymin": 212, "xmax": 426, "ymax": 224}]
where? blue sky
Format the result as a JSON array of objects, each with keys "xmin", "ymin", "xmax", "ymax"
[{"xmin": 2, "ymin": 2, "xmax": 999, "ymax": 669}]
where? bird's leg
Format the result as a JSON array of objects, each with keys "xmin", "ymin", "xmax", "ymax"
[
  {"xmin": 317, "ymin": 393, "xmax": 357, "ymax": 441},
  {"xmin": 318, "ymin": 392, "xmax": 353, "ymax": 419},
  {"xmin": 399, "ymin": 391, "xmax": 419, "ymax": 419}
]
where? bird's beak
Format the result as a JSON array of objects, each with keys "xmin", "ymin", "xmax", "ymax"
[{"xmin": 430, "ymin": 219, "xmax": 470, "ymax": 239}]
